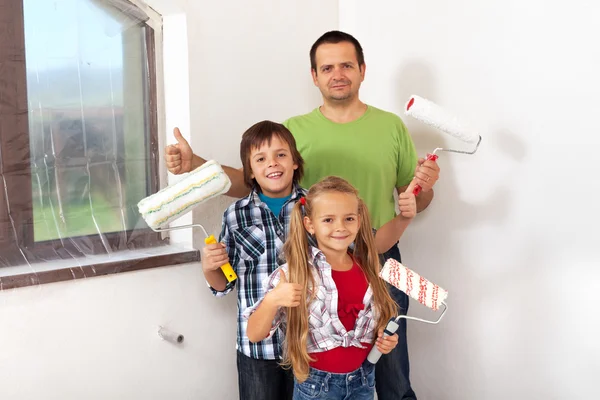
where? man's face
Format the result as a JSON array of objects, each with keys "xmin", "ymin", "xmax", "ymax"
[{"xmin": 311, "ymin": 41, "xmax": 365, "ymax": 103}]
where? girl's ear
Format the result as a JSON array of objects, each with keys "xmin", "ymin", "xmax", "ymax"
[{"xmin": 303, "ymin": 216, "xmax": 315, "ymax": 235}]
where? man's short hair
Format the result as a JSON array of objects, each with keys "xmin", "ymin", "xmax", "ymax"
[{"xmin": 310, "ymin": 30, "xmax": 365, "ymax": 73}]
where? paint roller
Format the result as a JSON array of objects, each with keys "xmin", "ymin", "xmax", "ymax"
[
  {"xmin": 405, "ymin": 94, "xmax": 482, "ymax": 195},
  {"xmin": 137, "ymin": 160, "xmax": 237, "ymax": 282},
  {"xmin": 366, "ymin": 258, "xmax": 448, "ymax": 365}
]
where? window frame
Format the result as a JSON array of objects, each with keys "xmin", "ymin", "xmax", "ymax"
[{"xmin": 0, "ymin": 0, "xmax": 199, "ymax": 288}]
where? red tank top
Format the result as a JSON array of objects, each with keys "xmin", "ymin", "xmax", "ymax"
[{"xmin": 309, "ymin": 259, "xmax": 373, "ymax": 373}]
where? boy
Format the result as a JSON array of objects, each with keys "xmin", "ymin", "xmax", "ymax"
[{"xmin": 201, "ymin": 120, "xmax": 305, "ymax": 400}]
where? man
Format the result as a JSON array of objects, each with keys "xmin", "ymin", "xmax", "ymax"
[{"xmin": 165, "ymin": 31, "xmax": 440, "ymax": 400}]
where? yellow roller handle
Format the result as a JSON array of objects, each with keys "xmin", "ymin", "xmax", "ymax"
[{"xmin": 204, "ymin": 235, "xmax": 237, "ymax": 282}]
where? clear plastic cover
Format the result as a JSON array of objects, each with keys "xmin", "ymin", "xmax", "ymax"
[{"xmin": 0, "ymin": 0, "xmax": 187, "ymax": 290}]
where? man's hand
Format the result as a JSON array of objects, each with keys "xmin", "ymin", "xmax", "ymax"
[
  {"xmin": 202, "ymin": 242, "xmax": 230, "ymax": 273},
  {"xmin": 414, "ymin": 157, "xmax": 440, "ymax": 192},
  {"xmin": 267, "ymin": 270, "xmax": 302, "ymax": 308},
  {"xmin": 165, "ymin": 127, "xmax": 194, "ymax": 175},
  {"xmin": 375, "ymin": 328, "xmax": 399, "ymax": 354}
]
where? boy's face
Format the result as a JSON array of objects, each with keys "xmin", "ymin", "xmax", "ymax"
[{"xmin": 249, "ymin": 135, "xmax": 298, "ymax": 198}]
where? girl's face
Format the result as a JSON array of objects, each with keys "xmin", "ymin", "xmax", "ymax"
[{"xmin": 303, "ymin": 192, "xmax": 360, "ymax": 255}]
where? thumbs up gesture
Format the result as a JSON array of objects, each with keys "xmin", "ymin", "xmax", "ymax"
[
  {"xmin": 398, "ymin": 179, "xmax": 417, "ymax": 219},
  {"xmin": 165, "ymin": 127, "xmax": 194, "ymax": 174},
  {"xmin": 269, "ymin": 269, "xmax": 303, "ymax": 308}
]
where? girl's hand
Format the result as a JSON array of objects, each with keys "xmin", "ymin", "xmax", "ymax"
[
  {"xmin": 398, "ymin": 191, "xmax": 416, "ymax": 219},
  {"xmin": 268, "ymin": 270, "xmax": 302, "ymax": 307},
  {"xmin": 375, "ymin": 328, "xmax": 399, "ymax": 354}
]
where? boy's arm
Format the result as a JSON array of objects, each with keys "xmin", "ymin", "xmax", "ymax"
[
  {"xmin": 206, "ymin": 217, "xmax": 237, "ymax": 296},
  {"xmin": 192, "ymin": 155, "xmax": 250, "ymax": 198},
  {"xmin": 165, "ymin": 127, "xmax": 250, "ymax": 198},
  {"xmin": 376, "ymin": 180, "xmax": 418, "ymax": 253},
  {"xmin": 395, "ymin": 119, "xmax": 439, "ymax": 213},
  {"xmin": 375, "ymin": 214, "xmax": 413, "ymax": 254}
]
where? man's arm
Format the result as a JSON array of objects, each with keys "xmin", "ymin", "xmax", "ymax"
[{"xmin": 191, "ymin": 154, "xmax": 250, "ymax": 198}]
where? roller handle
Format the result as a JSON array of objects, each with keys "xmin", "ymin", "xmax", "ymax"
[
  {"xmin": 205, "ymin": 235, "xmax": 237, "ymax": 282},
  {"xmin": 366, "ymin": 319, "xmax": 400, "ymax": 365},
  {"xmin": 412, "ymin": 153, "xmax": 439, "ymax": 196}
]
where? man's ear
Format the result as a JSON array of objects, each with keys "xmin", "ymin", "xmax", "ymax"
[{"xmin": 311, "ymin": 68, "xmax": 319, "ymax": 86}]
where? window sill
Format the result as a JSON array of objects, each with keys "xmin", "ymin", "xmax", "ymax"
[{"xmin": 0, "ymin": 244, "xmax": 200, "ymax": 290}]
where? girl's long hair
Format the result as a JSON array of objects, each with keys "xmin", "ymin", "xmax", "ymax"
[{"xmin": 282, "ymin": 176, "xmax": 397, "ymax": 382}]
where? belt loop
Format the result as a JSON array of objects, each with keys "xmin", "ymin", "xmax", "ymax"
[
  {"xmin": 323, "ymin": 373, "xmax": 331, "ymax": 392},
  {"xmin": 361, "ymin": 363, "xmax": 371, "ymax": 385}
]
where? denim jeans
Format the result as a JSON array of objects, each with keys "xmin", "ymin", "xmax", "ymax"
[
  {"xmin": 376, "ymin": 243, "xmax": 417, "ymax": 400},
  {"xmin": 293, "ymin": 361, "xmax": 376, "ymax": 400},
  {"xmin": 236, "ymin": 350, "xmax": 294, "ymax": 400}
]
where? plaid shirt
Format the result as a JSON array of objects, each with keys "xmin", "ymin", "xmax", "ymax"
[
  {"xmin": 243, "ymin": 246, "xmax": 379, "ymax": 353},
  {"xmin": 209, "ymin": 183, "xmax": 307, "ymax": 360}
]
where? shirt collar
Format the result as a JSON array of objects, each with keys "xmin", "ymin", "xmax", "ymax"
[{"xmin": 239, "ymin": 182, "xmax": 304, "ymax": 208}]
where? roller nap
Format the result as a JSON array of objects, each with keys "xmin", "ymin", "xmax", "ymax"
[
  {"xmin": 405, "ymin": 95, "xmax": 480, "ymax": 144},
  {"xmin": 380, "ymin": 258, "xmax": 448, "ymax": 311},
  {"xmin": 138, "ymin": 160, "xmax": 231, "ymax": 229}
]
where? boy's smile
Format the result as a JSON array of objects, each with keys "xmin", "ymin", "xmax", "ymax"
[{"xmin": 249, "ymin": 135, "xmax": 298, "ymax": 198}]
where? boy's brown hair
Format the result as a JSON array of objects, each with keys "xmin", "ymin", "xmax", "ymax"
[{"xmin": 240, "ymin": 120, "xmax": 304, "ymax": 189}]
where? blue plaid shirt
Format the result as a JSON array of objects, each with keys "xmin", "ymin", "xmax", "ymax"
[{"xmin": 209, "ymin": 183, "xmax": 307, "ymax": 360}]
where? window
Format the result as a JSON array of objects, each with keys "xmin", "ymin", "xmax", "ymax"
[{"xmin": 0, "ymin": 0, "xmax": 197, "ymax": 287}]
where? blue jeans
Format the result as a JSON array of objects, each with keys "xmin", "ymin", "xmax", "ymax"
[
  {"xmin": 237, "ymin": 350, "xmax": 294, "ymax": 400},
  {"xmin": 293, "ymin": 361, "xmax": 376, "ymax": 400},
  {"xmin": 376, "ymin": 243, "xmax": 417, "ymax": 400}
]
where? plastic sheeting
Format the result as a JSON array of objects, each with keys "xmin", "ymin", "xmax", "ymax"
[{"xmin": 0, "ymin": 0, "xmax": 184, "ymax": 289}]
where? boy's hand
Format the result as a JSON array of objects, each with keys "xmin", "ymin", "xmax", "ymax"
[
  {"xmin": 268, "ymin": 270, "xmax": 302, "ymax": 308},
  {"xmin": 165, "ymin": 127, "xmax": 194, "ymax": 175},
  {"xmin": 202, "ymin": 242, "xmax": 230, "ymax": 273},
  {"xmin": 375, "ymin": 328, "xmax": 399, "ymax": 354},
  {"xmin": 398, "ymin": 190, "xmax": 417, "ymax": 219}
]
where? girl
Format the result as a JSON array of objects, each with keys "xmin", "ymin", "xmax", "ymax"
[{"xmin": 244, "ymin": 175, "xmax": 417, "ymax": 400}]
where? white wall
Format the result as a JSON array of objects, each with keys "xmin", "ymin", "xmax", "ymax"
[
  {"xmin": 4, "ymin": 1, "xmax": 598, "ymax": 399},
  {"xmin": 0, "ymin": 1, "xmax": 338, "ymax": 399},
  {"xmin": 341, "ymin": 1, "xmax": 599, "ymax": 399}
]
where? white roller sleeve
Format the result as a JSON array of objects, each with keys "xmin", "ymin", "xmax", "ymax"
[
  {"xmin": 405, "ymin": 95, "xmax": 480, "ymax": 144},
  {"xmin": 138, "ymin": 160, "xmax": 231, "ymax": 229},
  {"xmin": 380, "ymin": 258, "xmax": 448, "ymax": 311}
]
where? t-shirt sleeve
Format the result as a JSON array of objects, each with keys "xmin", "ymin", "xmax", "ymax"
[{"xmin": 395, "ymin": 117, "xmax": 419, "ymax": 188}]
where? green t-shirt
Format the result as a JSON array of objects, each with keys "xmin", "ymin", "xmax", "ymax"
[{"xmin": 283, "ymin": 106, "xmax": 417, "ymax": 229}]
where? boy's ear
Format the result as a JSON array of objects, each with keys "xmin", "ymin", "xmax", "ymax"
[{"xmin": 303, "ymin": 216, "xmax": 314, "ymax": 235}]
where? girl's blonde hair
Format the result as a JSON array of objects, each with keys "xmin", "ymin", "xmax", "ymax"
[{"xmin": 282, "ymin": 176, "xmax": 397, "ymax": 382}]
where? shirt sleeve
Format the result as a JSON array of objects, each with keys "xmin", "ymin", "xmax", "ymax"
[
  {"xmin": 208, "ymin": 211, "xmax": 238, "ymax": 297},
  {"xmin": 241, "ymin": 265, "xmax": 287, "ymax": 339},
  {"xmin": 395, "ymin": 117, "xmax": 419, "ymax": 188}
]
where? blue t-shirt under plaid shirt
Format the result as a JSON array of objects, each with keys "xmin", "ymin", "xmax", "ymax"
[{"xmin": 209, "ymin": 183, "xmax": 307, "ymax": 360}]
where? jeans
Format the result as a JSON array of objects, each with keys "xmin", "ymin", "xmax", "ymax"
[
  {"xmin": 376, "ymin": 243, "xmax": 417, "ymax": 400},
  {"xmin": 293, "ymin": 361, "xmax": 376, "ymax": 400},
  {"xmin": 237, "ymin": 350, "xmax": 294, "ymax": 400}
]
